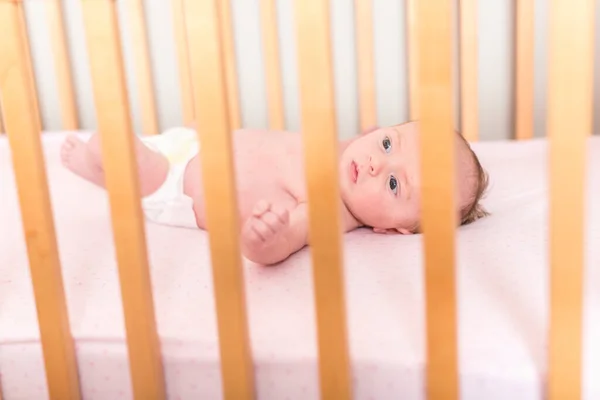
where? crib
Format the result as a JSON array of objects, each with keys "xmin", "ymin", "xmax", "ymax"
[{"xmin": 0, "ymin": 0, "xmax": 597, "ymax": 399}]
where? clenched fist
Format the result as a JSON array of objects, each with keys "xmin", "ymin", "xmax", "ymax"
[{"xmin": 242, "ymin": 200, "xmax": 290, "ymax": 247}]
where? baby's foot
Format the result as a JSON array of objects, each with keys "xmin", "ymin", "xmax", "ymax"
[{"xmin": 60, "ymin": 135, "xmax": 104, "ymax": 187}]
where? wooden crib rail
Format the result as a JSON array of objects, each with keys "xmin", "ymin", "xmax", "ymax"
[
  {"xmin": 547, "ymin": 0, "xmax": 593, "ymax": 398},
  {"xmin": 354, "ymin": 0, "xmax": 376, "ymax": 131},
  {"xmin": 127, "ymin": 0, "xmax": 159, "ymax": 135},
  {"xmin": 407, "ymin": 0, "xmax": 419, "ymax": 120},
  {"xmin": 46, "ymin": 0, "xmax": 78, "ymax": 130},
  {"xmin": 81, "ymin": 1, "xmax": 166, "ymax": 398},
  {"xmin": 184, "ymin": 0, "xmax": 255, "ymax": 398},
  {"xmin": 294, "ymin": 0, "xmax": 352, "ymax": 398},
  {"xmin": 0, "ymin": 1, "xmax": 81, "ymax": 398},
  {"xmin": 515, "ymin": 0, "xmax": 535, "ymax": 140},
  {"xmin": 459, "ymin": 0, "xmax": 478, "ymax": 141},
  {"xmin": 15, "ymin": 1, "xmax": 42, "ymax": 132},
  {"xmin": 260, "ymin": 0, "xmax": 285, "ymax": 130},
  {"xmin": 219, "ymin": 0, "xmax": 242, "ymax": 131},
  {"xmin": 417, "ymin": 0, "xmax": 459, "ymax": 398},
  {"xmin": 172, "ymin": 0, "xmax": 195, "ymax": 125}
]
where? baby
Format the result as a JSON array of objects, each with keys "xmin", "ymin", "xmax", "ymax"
[{"xmin": 60, "ymin": 121, "xmax": 489, "ymax": 265}]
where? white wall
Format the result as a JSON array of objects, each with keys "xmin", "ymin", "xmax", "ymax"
[{"xmin": 20, "ymin": 0, "xmax": 600, "ymax": 141}]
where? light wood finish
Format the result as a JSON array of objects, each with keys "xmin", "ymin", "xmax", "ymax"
[
  {"xmin": 16, "ymin": 1, "xmax": 41, "ymax": 131},
  {"xmin": 294, "ymin": 0, "xmax": 352, "ymax": 399},
  {"xmin": 417, "ymin": 0, "xmax": 459, "ymax": 399},
  {"xmin": 515, "ymin": 0, "xmax": 534, "ymax": 140},
  {"xmin": 547, "ymin": 0, "xmax": 594, "ymax": 398},
  {"xmin": 81, "ymin": 2, "xmax": 165, "ymax": 399},
  {"xmin": 260, "ymin": 0, "xmax": 285, "ymax": 130},
  {"xmin": 0, "ymin": 2, "xmax": 81, "ymax": 398},
  {"xmin": 459, "ymin": 0, "xmax": 478, "ymax": 141},
  {"xmin": 128, "ymin": 0, "xmax": 159, "ymax": 135},
  {"xmin": 172, "ymin": 0, "xmax": 195, "ymax": 125},
  {"xmin": 46, "ymin": 0, "xmax": 78, "ymax": 130},
  {"xmin": 407, "ymin": 0, "xmax": 419, "ymax": 119},
  {"xmin": 183, "ymin": 1, "xmax": 255, "ymax": 398},
  {"xmin": 219, "ymin": 0, "xmax": 241, "ymax": 130},
  {"xmin": 354, "ymin": 0, "xmax": 376, "ymax": 131}
]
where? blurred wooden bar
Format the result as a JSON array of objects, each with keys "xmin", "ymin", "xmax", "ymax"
[
  {"xmin": 547, "ymin": 0, "xmax": 593, "ymax": 398},
  {"xmin": 515, "ymin": 0, "xmax": 534, "ymax": 140},
  {"xmin": 294, "ymin": 0, "xmax": 352, "ymax": 398},
  {"xmin": 81, "ymin": 1, "xmax": 165, "ymax": 399},
  {"xmin": 407, "ymin": 0, "xmax": 419, "ymax": 120},
  {"xmin": 16, "ymin": 1, "xmax": 41, "ymax": 132},
  {"xmin": 128, "ymin": 0, "xmax": 159, "ymax": 135},
  {"xmin": 219, "ymin": 0, "xmax": 241, "ymax": 130},
  {"xmin": 46, "ymin": 0, "xmax": 79, "ymax": 130},
  {"xmin": 354, "ymin": 0, "xmax": 376, "ymax": 131},
  {"xmin": 183, "ymin": 0, "xmax": 255, "ymax": 398},
  {"xmin": 417, "ymin": 0, "xmax": 459, "ymax": 399},
  {"xmin": 172, "ymin": 0, "xmax": 195, "ymax": 125},
  {"xmin": 459, "ymin": 0, "xmax": 478, "ymax": 141},
  {"xmin": 260, "ymin": 0, "xmax": 285, "ymax": 130},
  {"xmin": 0, "ymin": 2, "xmax": 81, "ymax": 398}
]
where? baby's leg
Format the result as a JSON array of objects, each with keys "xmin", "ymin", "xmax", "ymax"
[{"xmin": 60, "ymin": 133, "xmax": 169, "ymax": 196}]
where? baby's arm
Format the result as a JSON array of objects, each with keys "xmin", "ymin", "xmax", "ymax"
[{"xmin": 241, "ymin": 200, "xmax": 308, "ymax": 265}]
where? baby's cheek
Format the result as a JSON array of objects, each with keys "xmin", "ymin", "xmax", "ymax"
[{"xmin": 356, "ymin": 196, "xmax": 391, "ymax": 224}]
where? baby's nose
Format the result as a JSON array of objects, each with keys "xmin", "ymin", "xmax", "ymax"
[{"xmin": 369, "ymin": 156, "xmax": 382, "ymax": 175}]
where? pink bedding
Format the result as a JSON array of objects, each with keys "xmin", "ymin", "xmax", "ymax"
[{"xmin": 1, "ymin": 131, "xmax": 600, "ymax": 399}]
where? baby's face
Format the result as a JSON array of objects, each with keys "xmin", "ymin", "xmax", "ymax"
[{"xmin": 339, "ymin": 124, "xmax": 421, "ymax": 233}]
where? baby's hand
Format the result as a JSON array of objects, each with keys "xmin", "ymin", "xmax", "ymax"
[{"xmin": 242, "ymin": 200, "xmax": 290, "ymax": 247}]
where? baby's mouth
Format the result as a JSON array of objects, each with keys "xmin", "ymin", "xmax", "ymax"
[{"xmin": 350, "ymin": 161, "xmax": 358, "ymax": 183}]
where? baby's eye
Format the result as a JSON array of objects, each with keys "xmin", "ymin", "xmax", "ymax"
[
  {"xmin": 389, "ymin": 175, "xmax": 398, "ymax": 194},
  {"xmin": 382, "ymin": 136, "xmax": 392, "ymax": 153}
]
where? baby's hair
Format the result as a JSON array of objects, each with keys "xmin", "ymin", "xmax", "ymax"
[
  {"xmin": 457, "ymin": 133, "xmax": 490, "ymax": 226},
  {"xmin": 408, "ymin": 128, "xmax": 490, "ymax": 234}
]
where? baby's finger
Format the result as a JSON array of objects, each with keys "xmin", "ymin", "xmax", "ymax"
[
  {"xmin": 269, "ymin": 204, "xmax": 289, "ymax": 225},
  {"xmin": 243, "ymin": 225, "xmax": 262, "ymax": 244},
  {"xmin": 252, "ymin": 200, "xmax": 270, "ymax": 217},
  {"xmin": 260, "ymin": 211, "xmax": 285, "ymax": 232},
  {"xmin": 251, "ymin": 217, "xmax": 273, "ymax": 241}
]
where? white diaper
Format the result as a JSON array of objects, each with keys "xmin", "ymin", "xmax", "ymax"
[{"xmin": 140, "ymin": 127, "xmax": 199, "ymax": 229}]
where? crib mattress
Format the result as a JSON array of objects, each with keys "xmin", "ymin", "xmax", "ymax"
[{"xmin": 1, "ymin": 131, "xmax": 600, "ymax": 399}]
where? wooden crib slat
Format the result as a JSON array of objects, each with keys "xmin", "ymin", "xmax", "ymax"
[
  {"xmin": 459, "ymin": 0, "xmax": 478, "ymax": 141},
  {"xmin": 183, "ymin": 1, "xmax": 255, "ymax": 398},
  {"xmin": 407, "ymin": 0, "xmax": 419, "ymax": 120},
  {"xmin": 417, "ymin": 0, "xmax": 459, "ymax": 399},
  {"xmin": 260, "ymin": 0, "xmax": 285, "ymax": 130},
  {"xmin": 354, "ymin": 0, "xmax": 376, "ymax": 131},
  {"xmin": 294, "ymin": 0, "xmax": 352, "ymax": 399},
  {"xmin": 172, "ymin": 0, "xmax": 195, "ymax": 125},
  {"xmin": 16, "ymin": 1, "xmax": 41, "ymax": 132},
  {"xmin": 547, "ymin": 0, "xmax": 594, "ymax": 398},
  {"xmin": 128, "ymin": 0, "xmax": 159, "ymax": 135},
  {"xmin": 219, "ymin": 0, "xmax": 241, "ymax": 130},
  {"xmin": 81, "ymin": 2, "xmax": 166, "ymax": 399},
  {"xmin": 46, "ymin": 0, "xmax": 78, "ymax": 130},
  {"xmin": 515, "ymin": 0, "xmax": 534, "ymax": 140},
  {"xmin": 0, "ymin": 2, "xmax": 81, "ymax": 399}
]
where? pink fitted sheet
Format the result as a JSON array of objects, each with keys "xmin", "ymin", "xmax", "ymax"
[{"xmin": 1, "ymin": 131, "xmax": 600, "ymax": 399}]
